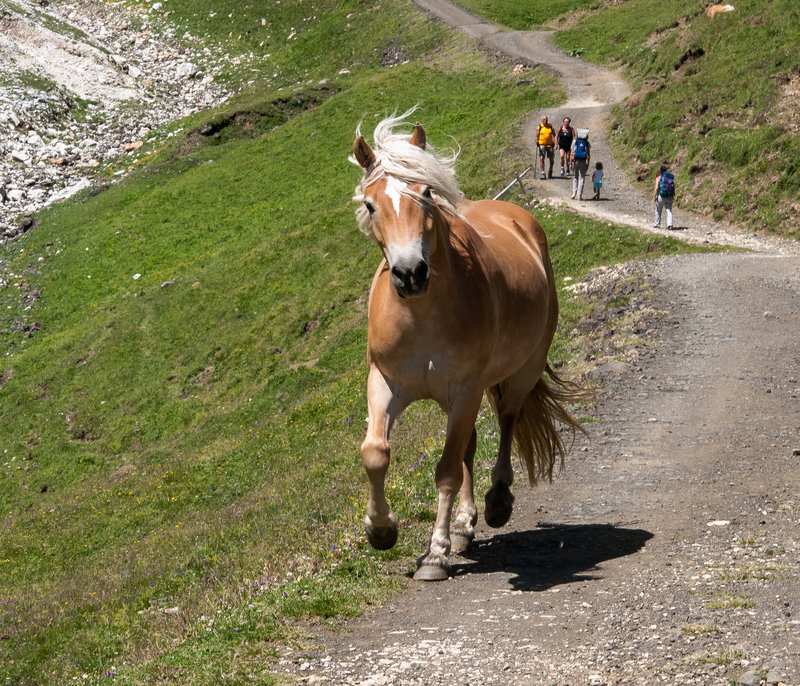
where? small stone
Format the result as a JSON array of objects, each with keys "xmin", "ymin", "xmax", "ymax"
[
  {"xmin": 176, "ymin": 62, "xmax": 198, "ymax": 79},
  {"xmin": 738, "ymin": 672, "xmax": 763, "ymax": 686}
]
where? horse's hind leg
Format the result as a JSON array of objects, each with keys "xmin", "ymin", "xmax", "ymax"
[
  {"xmin": 450, "ymin": 429, "xmax": 478, "ymax": 554},
  {"xmin": 361, "ymin": 366, "xmax": 407, "ymax": 550},
  {"xmin": 485, "ymin": 411, "xmax": 516, "ymax": 528}
]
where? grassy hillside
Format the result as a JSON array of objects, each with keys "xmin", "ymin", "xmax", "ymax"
[
  {"xmin": 1, "ymin": 1, "xmax": 715, "ymax": 683},
  {"xmin": 459, "ymin": 0, "xmax": 800, "ymax": 237},
  {"xmin": 450, "ymin": 0, "xmax": 599, "ymax": 29}
]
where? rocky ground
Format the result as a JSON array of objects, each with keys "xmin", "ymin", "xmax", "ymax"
[{"xmin": 0, "ymin": 0, "xmax": 233, "ymax": 241}]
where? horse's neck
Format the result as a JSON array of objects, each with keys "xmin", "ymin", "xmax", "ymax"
[{"xmin": 432, "ymin": 205, "xmax": 478, "ymax": 277}]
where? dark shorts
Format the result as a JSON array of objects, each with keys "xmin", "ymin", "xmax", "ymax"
[{"xmin": 538, "ymin": 145, "xmax": 554, "ymax": 159}]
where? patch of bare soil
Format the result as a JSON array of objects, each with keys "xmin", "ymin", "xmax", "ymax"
[{"xmin": 280, "ymin": 3, "xmax": 800, "ymax": 685}]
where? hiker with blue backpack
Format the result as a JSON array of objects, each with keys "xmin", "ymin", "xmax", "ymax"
[
  {"xmin": 653, "ymin": 163, "xmax": 675, "ymax": 230},
  {"xmin": 570, "ymin": 129, "xmax": 590, "ymax": 200}
]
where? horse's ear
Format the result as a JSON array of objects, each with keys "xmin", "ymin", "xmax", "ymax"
[
  {"xmin": 353, "ymin": 135, "xmax": 376, "ymax": 170},
  {"xmin": 410, "ymin": 122, "xmax": 426, "ymax": 150}
]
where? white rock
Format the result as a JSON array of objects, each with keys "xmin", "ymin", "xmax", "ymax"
[
  {"xmin": 10, "ymin": 150, "xmax": 31, "ymax": 164},
  {"xmin": 176, "ymin": 62, "xmax": 198, "ymax": 79}
]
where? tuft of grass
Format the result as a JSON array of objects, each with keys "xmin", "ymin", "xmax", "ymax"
[
  {"xmin": 698, "ymin": 649, "xmax": 744, "ymax": 665},
  {"xmin": 682, "ymin": 624, "xmax": 722, "ymax": 636},
  {"xmin": 704, "ymin": 592, "xmax": 756, "ymax": 610}
]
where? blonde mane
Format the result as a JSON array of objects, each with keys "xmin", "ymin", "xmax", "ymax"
[{"xmin": 350, "ymin": 108, "xmax": 463, "ymax": 235}]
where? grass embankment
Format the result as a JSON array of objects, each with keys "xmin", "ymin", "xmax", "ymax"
[
  {"xmin": 449, "ymin": 0, "xmax": 599, "ymax": 29},
  {"xmin": 1, "ymin": 0, "xmax": 714, "ymax": 683}
]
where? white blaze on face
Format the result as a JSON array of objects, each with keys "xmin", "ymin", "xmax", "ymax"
[
  {"xmin": 384, "ymin": 175, "xmax": 406, "ymax": 217},
  {"xmin": 380, "ymin": 175, "xmax": 428, "ymax": 275}
]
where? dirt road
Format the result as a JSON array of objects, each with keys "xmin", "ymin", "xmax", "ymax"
[{"xmin": 282, "ymin": 3, "xmax": 800, "ymax": 684}]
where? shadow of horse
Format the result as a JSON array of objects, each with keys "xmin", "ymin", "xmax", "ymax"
[{"xmin": 449, "ymin": 522, "xmax": 653, "ymax": 591}]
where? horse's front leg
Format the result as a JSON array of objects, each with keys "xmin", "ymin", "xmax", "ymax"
[
  {"xmin": 415, "ymin": 393, "xmax": 482, "ymax": 581},
  {"xmin": 361, "ymin": 366, "xmax": 406, "ymax": 550},
  {"xmin": 450, "ymin": 428, "xmax": 478, "ymax": 554}
]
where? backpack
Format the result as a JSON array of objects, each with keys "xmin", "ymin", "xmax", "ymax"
[
  {"xmin": 573, "ymin": 137, "xmax": 588, "ymax": 160},
  {"xmin": 659, "ymin": 172, "xmax": 675, "ymax": 197}
]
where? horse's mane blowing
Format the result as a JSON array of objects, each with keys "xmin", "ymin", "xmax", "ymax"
[{"xmin": 350, "ymin": 108, "xmax": 464, "ymax": 236}]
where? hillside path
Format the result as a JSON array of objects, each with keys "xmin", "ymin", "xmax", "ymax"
[
  {"xmin": 415, "ymin": 0, "xmax": 799, "ymax": 256},
  {"xmin": 282, "ymin": 3, "xmax": 800, "ymax": 685}
]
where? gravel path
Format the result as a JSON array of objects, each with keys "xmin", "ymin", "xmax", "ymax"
[{"xmin": 281, "ymin": 3, "xmax": 800, "ymax": 685}]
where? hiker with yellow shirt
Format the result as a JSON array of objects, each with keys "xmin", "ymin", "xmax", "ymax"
[{"xmin": 536, "ymin": 115, "xmax": 556, "ymax": 179}]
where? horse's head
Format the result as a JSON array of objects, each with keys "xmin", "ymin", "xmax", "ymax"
[{"xmin": 351, "ymin": 112, "xmax": 462, "ymax": 299}]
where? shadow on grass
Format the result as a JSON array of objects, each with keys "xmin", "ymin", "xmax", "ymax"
[{"xmin": 450, "ymin": 522, "xmax": 653, "ymax": 591}]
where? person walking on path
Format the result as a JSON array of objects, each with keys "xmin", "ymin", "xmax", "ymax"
[
  {"xmin": 653, "ymin": 163, "xmax": 675, "ymax": 230},
  {"xmin": 536, "ymin": 115, "xmax": 556, "ymax": 179},
  {"xmin": 591, "ymin": 161, "xmax": 604, "ymax": 200},
  {"xmin": 570, "ymin": 128, "xmax": 590, "ymax": 200},
  {"xmin": 557, "ymin": 117, "xmax": 575, "ymax": 176}
]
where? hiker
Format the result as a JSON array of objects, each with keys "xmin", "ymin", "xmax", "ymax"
[
  {"xmin": 653, "ymin": 163, "xmax": 675, "ymax": 230},
  {"xmin": 557, "ymin": 117, "xmax": 575, "ymax": 176},
  {"xmin": 591, "ymin": 161, "xmax": 603, "ymax": 200},
  {"xmin": 536, "ymin": 115, "xmax": 556, "ymax": 179},
  {"xmin": 570, "ymin": 129, "xmax": 590, "ymax": 200}
]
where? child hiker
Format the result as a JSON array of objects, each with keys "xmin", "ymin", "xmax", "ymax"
[{"xmin": 591, "ymin": 162, "xmax": 603, "ymax": 200}]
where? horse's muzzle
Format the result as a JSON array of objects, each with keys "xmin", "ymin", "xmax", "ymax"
[{"xmin": 391, "ymin": 260, "xmax": 430, "ymax": 298}]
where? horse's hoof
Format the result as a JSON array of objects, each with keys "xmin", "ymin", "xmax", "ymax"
[
  {"xmin": 484, "ymin": 484, "xmax": 514, "ymax": 528},
  {"xmin": 413, "ymin": 562, "xmax": 450, "ymax": 582},
  {"xmin": 449, "ymin": 531, "xmax": 474, "ymax": 555},
  {"xmin": 364, "ymin": 519, "xmax": 398, "ymax": 550}
]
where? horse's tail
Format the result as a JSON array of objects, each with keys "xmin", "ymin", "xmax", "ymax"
[{"xmin": 490, "ymin": 364, "xmax": 591, "ymax": 486}]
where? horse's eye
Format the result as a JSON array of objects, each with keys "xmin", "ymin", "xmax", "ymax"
[
  {"xmin": 364, "ymin": 200, "xmax": 375, "ymax": 215},
  {"xmin": 422, "ymin": 187, "xmax": 432, "ymax": 201}
]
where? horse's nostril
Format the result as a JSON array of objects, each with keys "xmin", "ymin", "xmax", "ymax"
[
  {"xmin": 390, "ymin": 260, "xmax": 429, "ymax": 295},
  {"xmin": 390, "ymin": 266, "xmax": 406, "ymax": 288}
]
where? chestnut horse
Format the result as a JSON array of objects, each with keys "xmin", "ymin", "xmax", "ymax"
[{"xmin": 350, "ymin": 111, "xmax": 584, "ymax": 581}]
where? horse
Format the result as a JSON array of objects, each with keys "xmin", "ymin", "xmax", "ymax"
[{"xmin": 350, "ymin": 110, "xmax": 586, "ymax": 581}]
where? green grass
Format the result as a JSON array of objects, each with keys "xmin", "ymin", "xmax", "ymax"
[
  {"xmin": 1, "ymin": 0, "xmax": 721, "ymax": 683},
  {"xmin": 697, "ymin": 649, "xmax": 744, "ymax": 665},
  {"xmin": 453, "ymin": 0, "xmax": 599, "ymax": 29}
]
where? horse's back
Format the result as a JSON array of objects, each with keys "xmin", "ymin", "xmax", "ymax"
[
  {"xmin": 460, "ymin": 198, "xmax": 549, "ymax": 255},
  {"xmin": 453, "ymin": 198, "xmax": 558, "ymax": 379},
  {"xmin": 457, "ymin": 198, "xmax": 554, "ymax": 300}
]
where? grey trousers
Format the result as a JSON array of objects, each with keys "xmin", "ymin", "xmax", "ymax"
[
  {"xmin": 654, "ymin": 195, "xmax": 674, "ymax": 227},
  {"xmin": 572, "ymin": 159, "xmax": 589, "ymax": 198}
]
